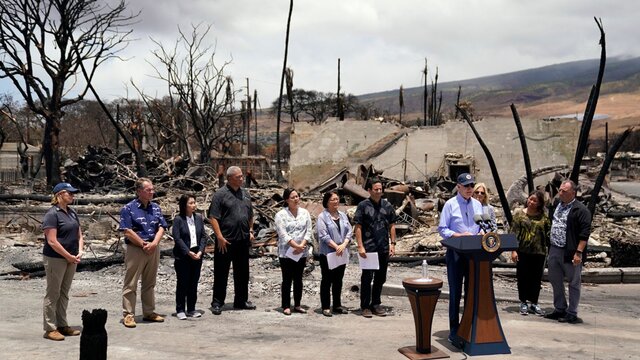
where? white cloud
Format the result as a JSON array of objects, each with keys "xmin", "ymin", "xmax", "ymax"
[{"xmin": 2, "ymin": 0, "xmax": 639, "ymax": 106}]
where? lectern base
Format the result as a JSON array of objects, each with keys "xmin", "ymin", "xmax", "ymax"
[
  {"xmin": 462, "ymin": 341, "xmax": 511, "ymax": 356},
  {"xmin": 398, "ymin": 345, "xmax": 449, "ymax": 359}
]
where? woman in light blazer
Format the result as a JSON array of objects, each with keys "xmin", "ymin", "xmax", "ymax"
[
  {"xmin": 316, "ymin": 191, "xmax": 353, "ymax": 317},
  {"xmin": 172, "ymin": 194, "xmax": 208, "ymax": 320}
]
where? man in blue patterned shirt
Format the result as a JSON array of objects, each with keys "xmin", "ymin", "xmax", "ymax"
[
  {"xmin": 355, "ymin": 178, "xmax": 397, "ymax": 318},
  {"xmin": 545, "ymin": 180, "xmax": 591, "ymax": 324},
  {"xmin": 119, "ymin": 178, "xmax": 168, "ymax": 328}
]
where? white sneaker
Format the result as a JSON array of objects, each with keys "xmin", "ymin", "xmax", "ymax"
[
  {"xmin": 177, "ymin": 312, "xmax": 187, "ymax": 320},
  {"xmin": 187, "ymin": 311, "xmax": 202, "ymax": 318}
]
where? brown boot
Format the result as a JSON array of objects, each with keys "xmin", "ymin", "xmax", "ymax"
[{"xmin": 43, "ymin": 330, "xmax": 65, "ymax": 341}]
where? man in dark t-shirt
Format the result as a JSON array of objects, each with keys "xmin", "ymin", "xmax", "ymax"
[{"xmin": 208, "ymin": 166, "xmax": 256, "ymax": 315}]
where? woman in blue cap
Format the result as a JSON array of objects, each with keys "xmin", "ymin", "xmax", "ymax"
[{"xmin": 42, "ymin": 183, "xmax": 84, "ymax": 341}]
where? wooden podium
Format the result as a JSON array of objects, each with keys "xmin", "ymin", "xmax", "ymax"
[
  {"xmin": 441, "ymin": 234, "xmax": 517, "ymax": 356},
  {"xmin": 398, "ymin": 277, "xmax": 449, "ymax": 359}
]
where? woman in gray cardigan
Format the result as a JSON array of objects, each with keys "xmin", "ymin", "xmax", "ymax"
[{"xmin": 316, "ymin": 191, "xmax": 353, "ymax": 317}]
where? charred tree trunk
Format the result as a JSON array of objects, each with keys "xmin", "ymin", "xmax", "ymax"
[
  {"xmin": 458, "ymin": 105, "xmax": 513, "ymax": 226},
  {"xmin": 436, "ymin": 91, "xmax": 443, "ymax": 126},
  {"xmin": 588, "ymin": 128, "xmax": 632, "ymax": 217},
  {"xmin": 337, "ymin": 58, "xmax": 344, "ymax": 120},
  {"xmin": 276, "ymin": 0, "xmax": 294, "ymax": 179},
  {"xmin": 510, "ymin": 104, "xmax": 534, "ymax": 194},
  {"xmin": 570, "ymin": 18, "xmax": 606, "ymax": 184},
  {"xmin": 254, "ymin": 89, "xmax": 258, "ymax": 155},
  {"xmin": 605, "ymin": 122, "xmax": 609, "ymax": 157},
  {"xmin": 43, "ymin": 113, "xmax": 63, "ymax": 186},
  {"xmin": 399, "ymin": 85, "xmax": 404, "ymax": 123},
  {"xmin": 431, "ymin": 67, "xmax": 439, "ymax": 125},
  {"xmin": 454, "ymin": 85, "xmax": 462, "ymax": 120},
  {"xmin": 423, "ymin": 58, "xmax": 428, "ymax": 126}
]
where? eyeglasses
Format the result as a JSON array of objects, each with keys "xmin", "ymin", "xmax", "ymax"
[{"xmin": 474, "ymin": 191, "xmax": 485, "ymax": 195}]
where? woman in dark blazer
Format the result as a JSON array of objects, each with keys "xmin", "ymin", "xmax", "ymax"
[{"xmin": 172, "ymin": 194, "xmax": 208, "ymax": 319}]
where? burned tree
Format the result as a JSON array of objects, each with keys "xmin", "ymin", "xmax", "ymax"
[
  {"xmin": 458, "ymin": 105, "xmax": 512, "ymax": 226},
  {"xmin": 0, "ymin": 0, "xmax": 138, "ymax": 185},
  {"xmin": 399, "ymin": 85, "xmax": 404, "ymax": 123},
  {"xmin": 570, "ymin": 18, "xmax": 606, "ymax": 184},
  {"xmin": 510, "ymin": 104, "xmax": 534, "ymax": 194},
  {"xmin": 276, "ymin": 0, "xmax": 294, "ymax": 178},
  {"xmin": 422, "ymin": 58, "xmax": 428, "ymax": 126},
  {"xmin": 140, "ymin": 23, "xmax": 238, "ymax": 164}
]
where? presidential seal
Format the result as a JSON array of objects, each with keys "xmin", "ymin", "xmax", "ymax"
[{"xmin": 481, "ymin": 232, "xmax": 501, "ymax": 253}]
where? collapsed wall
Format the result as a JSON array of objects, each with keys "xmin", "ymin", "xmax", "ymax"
[{"xmin": 290, "ymin": 117, "xmax": 581, "ymax": 192}]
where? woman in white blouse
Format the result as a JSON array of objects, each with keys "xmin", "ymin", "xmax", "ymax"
[{"xmin": 274, "ymin": 188, "xmax": 312, "ymax": 316}]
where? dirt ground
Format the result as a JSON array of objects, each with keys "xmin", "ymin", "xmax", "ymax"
[{"xmin": 0, "ymin": 252, "xmax": 639, "ymax": 360}]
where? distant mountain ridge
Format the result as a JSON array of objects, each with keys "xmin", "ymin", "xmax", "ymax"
[{"xmin": 358, "ymin": 56, "xmax": 640, "ymax": 116}]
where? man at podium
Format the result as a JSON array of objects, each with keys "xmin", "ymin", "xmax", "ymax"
[{"xmin": 437, "ymin": 173, "xmax": 484, "ymax": 344}]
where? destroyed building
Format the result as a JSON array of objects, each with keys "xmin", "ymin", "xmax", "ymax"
[{"xmin": 289, "ymin": 117, "xmax": 581, "ymax": 192}]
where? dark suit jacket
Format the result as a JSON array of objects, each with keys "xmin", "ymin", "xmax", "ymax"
[{"xmin": 172, "ymin": 214, "xmax": 208, "ymax": 260}]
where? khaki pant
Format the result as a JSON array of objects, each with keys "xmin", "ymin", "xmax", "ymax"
[
  {"xmin": 122, "ymin": 244, "xmax": 160, "ymax": 317},
  {"xmin": 43, "ymin": 255, "xmax": 77, "ymax": 331}
]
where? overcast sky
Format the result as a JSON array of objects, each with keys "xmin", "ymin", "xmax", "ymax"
[{"xmin": 2, "ymin": 0, "xmax": 640, "ymax": 106}]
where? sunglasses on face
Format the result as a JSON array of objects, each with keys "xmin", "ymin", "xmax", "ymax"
[{"xmin": 474, "ymin": 191, "xmax": 485, "ymax": 195}]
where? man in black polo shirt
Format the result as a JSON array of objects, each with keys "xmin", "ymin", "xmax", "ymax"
[
  {"xmin": 208, "ymin": 166, "xmax": 256, "ymax": 315},
  {"xmin": 355, "ymin": 178, "xmax": 397, "ymax": 318}
]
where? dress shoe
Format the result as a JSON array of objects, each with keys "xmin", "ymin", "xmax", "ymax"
[
  {"xmin": 211, "ymin": 304, "xmax": 222, "ymax": 315},
  {"xmin": 142, "ymin": 313, "xmax": 165, "ymax": 322},
  {"xmin": 234, "ymin": 301, "xmax": 256, "ymax": 310},
  {"xmin": 57, "ymin": 326, "xmax": 80, "ymax": 336},
  {"xmin": 43, "ymin": 330, "xmax": 65, "ymax": 341},
  {"xmin": 447, "ymin": 335, "xmax": 462, "ymax": 349},
  {"xmin": 544, "ymin": 310, "xmax": 566, "ymax": 320},
  {"xmin": 558, "ymin": 313, "xmax": 581, "ymax": 324},
  {"xmin": 322, "ymin": 309, "xmax": 333, "ymax": 317},
  {"xmin": 332, "ymin": 306, "xmax": 348, "ymax": 315},
  {"xmin": 362, "ymin": 308, "xmax": 373, "ymax": 318},
  {"xmin": 372, "ymin": 305, "xmax": 387, "ymax": 317}
]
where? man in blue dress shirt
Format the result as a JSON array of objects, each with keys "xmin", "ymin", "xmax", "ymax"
[
  {"xmin": 438, "ymin": 173, "xmax": 483, "ymax": 344},
  {"xmin": 119, "ymin": 178, "xmax": 168, "ymax": 328}
]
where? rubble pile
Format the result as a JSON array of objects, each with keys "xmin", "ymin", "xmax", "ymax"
[
  {"xmin": 2, "ymin": 157, "xmax": 640, "ymax": 281},
  {"xmin": 63, "ymin": 146, "xmax": 208, "ymax": 193}
]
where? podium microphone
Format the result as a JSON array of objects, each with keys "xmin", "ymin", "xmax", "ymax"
[
  {"xmin": 481, "ymin": 213, "xmax": 496, "ymax": 232},
  {"xmin": 473, "ymin": 214, "xmax": 489, "ymax": 233}
]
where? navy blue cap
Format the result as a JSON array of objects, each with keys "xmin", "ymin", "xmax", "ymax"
[
  {"xmin": 456, "ymin": 173, "xmax": 475, "ymax": 186},
  {"xmin": 52, "ymin": 182, "xmax": 79, "ymax": 194}
]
